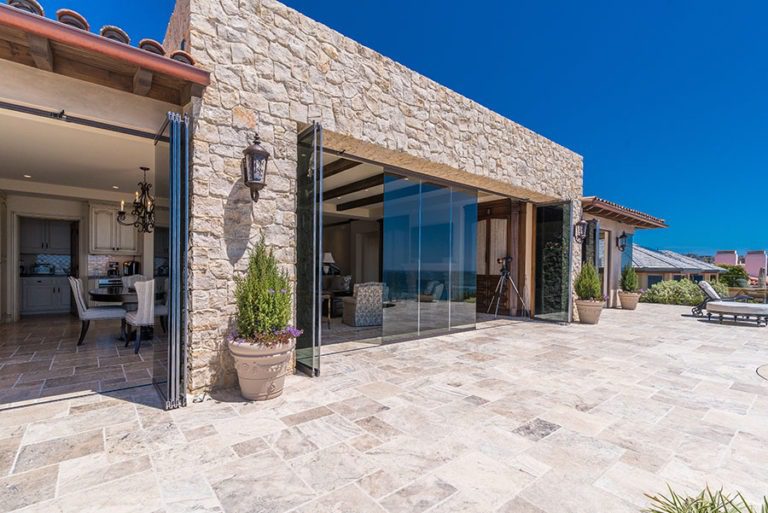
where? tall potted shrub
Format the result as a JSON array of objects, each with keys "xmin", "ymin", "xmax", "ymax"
[
  {"xmin": 574, "ymin": 262, "xmax": 604, "ymax": 324},
  {"xmin": 618, "ymin": 265, "xmax": 641, "ymax": 310},
  {"xmin": 228, "ymin": 241, "xmax": 301, "ymax": 401}
]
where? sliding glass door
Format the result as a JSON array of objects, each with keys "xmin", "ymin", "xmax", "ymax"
[
  {"xmin": 382, "ymin": 173, "xmax": 477, "ymax": 342},
  {"xmin": 295, "ymin": 123, "xmax": 323, "ymax": 375},
  {"xmin": 534, "ymin": 202, "xmax": 573, "ymax": 322}
]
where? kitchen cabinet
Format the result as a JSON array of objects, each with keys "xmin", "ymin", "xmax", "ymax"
[
  {"xmin": 21, "ymin": 277, "xmax": 71, "ymax": 315},
  {"xmin": 19, "ymin": 218, "xmax": 71, "ymax": 255},
  {"xmin": 89, "ymin": 204, "xmax": 139, "ymax": 255}
]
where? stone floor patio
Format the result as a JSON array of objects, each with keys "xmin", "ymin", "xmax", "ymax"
[{"xmin": 1, "ymin": 304, "xmax": 766, "ymax": 512}]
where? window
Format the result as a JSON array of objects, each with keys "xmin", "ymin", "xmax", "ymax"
[{"xmin": 647, "ymin": 275, "xmax": 663, "ymax": 287}]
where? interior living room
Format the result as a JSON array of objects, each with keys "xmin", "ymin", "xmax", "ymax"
[{"xmin": 317, "ymin": 152, "xmax": 531, "ymax": 354}]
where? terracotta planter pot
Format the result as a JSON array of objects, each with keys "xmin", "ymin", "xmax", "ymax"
[
  {"xmin": 229, "ymin": 339, "xmax": 294, "ymax": 401},
  {"xmin": 575, "ymin": 299, "xmax": 603, "ymax": 324},
  {"xmin": 618, "ymin": 291, "xmax": 640, "ymax": 310}
]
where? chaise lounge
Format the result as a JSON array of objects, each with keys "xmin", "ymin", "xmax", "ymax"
[
  {"xmin": 706, "ymin": 301, "xmax": 768, "ymax": 327},
  {"xmin": 691, "ymin": 280, "xmax": 752, "ymax": 317}
]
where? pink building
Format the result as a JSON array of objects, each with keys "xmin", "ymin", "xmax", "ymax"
[
  {"xmin": 745, "ymin": 250, "xmax": 768, "ymax": 278},
  {"xmin": 715, "ymin": 250, "xmax": 738, "ymax": 266}
]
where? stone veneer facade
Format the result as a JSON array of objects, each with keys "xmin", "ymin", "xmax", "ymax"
[{"xmin": 165, "ymin": 0, "xmax": 584, "ymax": 394}]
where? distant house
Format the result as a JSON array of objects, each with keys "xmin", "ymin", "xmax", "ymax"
[
  {"xmin": 632, "ymin": 245, "xmax": 724, "ymax": 289},
  {"xmin": 744, "ymin": 251, "xmax": 767, "ymax": 280},
  {"xmin": 715, "ymin": 250, "xmax": 739, "ymax": 266}
]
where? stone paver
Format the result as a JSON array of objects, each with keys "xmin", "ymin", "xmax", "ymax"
[{"xmin": 1, "ymin": 304, "xmax": 767, "ymax": 512}]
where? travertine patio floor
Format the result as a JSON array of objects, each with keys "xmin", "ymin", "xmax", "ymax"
[{"xmin": 2, "ymin": 304, "xmax": 767, "ymax": 512}]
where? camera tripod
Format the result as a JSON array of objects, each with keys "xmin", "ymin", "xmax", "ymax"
[{"xmin": 487, "ymin": 262, "xmax": 529, "ymax": 319}]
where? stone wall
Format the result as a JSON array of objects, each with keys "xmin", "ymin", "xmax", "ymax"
[{"xmin": 180, "ymin": 0, "xmax": 584, "ymax": 394}]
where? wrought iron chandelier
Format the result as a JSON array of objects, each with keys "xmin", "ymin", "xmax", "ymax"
[{"xmin": 117, "ymin": 166, "xmax": 155, "ymax": 233}]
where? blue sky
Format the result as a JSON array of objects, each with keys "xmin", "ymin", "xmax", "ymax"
[{"xmin": 56, "ymin": 1, "xmax": 766, "ymax": 255}]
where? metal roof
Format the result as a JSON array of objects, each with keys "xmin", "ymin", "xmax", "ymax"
[{"xmin": 632, "ymin": 244, "xmax": 724, "ymax": 274}]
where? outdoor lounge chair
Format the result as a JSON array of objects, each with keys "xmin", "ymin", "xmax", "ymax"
[
  {"xmin": 691, "ymin": 280, "xmax": 752, "ymax": 316},
  {"xmin": 706, "ymin": 301, "xmax": 768, "ymax": 327}
]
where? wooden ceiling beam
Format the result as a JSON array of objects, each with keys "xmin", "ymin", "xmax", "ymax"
[
  {"xmin": 337, "ymin": 193, "xmax": 384, "ymax": 211},
  {"xmin": 324, "ymin": 158, "xmax": 361, "ymax": 178},
  {"xmin": 133, "ymin": 67, "xmax": 153, "ymax": 96},
  {"xmin": 26, "ymin": 33, "xmax": 52, "ymax": 71},
  {"xmin": 323, "ymin": 174, "xmax": 383, "ymax": 201}
]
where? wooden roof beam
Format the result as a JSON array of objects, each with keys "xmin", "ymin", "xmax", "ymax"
[
  {"xmin": 323, "ymin": 174, "xmax": 383, "ymax": 201},
  {"xmin": 26, "ymin": 33, "xmax": 51, "ymax": 71},
  {"xmin": 133, "ymin": 67, "xmax": 152, "ymax": 96},
  {"xmin": 324, "ymin": 158, "xmax": 361, "ymax": 178},
  {"xmin": 337, "ymin": 193, "xmax": 384, "ymax": 211}
]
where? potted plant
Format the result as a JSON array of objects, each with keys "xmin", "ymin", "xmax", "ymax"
[
  {"xmin": 618, "ymin": 265, "xmax": 641, "ymax": 310},
  {"xmin": 228, "ymin": 241, "xmax": 301, "ymax": 401},
  {"xmin": 574, "ymin": 262, "xmax": 604, "ymax": 324}
]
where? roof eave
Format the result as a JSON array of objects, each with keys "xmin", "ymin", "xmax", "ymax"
[{"xmin": 0, "ymin": 4, "xmax": 210, "ymax": 88}]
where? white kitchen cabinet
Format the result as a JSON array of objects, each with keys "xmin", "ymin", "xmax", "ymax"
[
  {"xmin": 20, "ymin": 218, "xmax": 70, "ymax": 255},
  {"xmin": 89, "ymin": 204, "xmax": 140, "ymax": 255},
  {"xmin": 47, "ymin": 221, "xmax": 72, "ymax": 255},
  {"xmin": 21, "ymin": 277, "xmax": 71, "ymax": 315}
]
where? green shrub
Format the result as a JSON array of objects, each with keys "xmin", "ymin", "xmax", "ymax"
[
  {"xmin": 620, "ymin": 265, "xmax": 639, "ymax": 293},
  {"xmin": 575, "ymin": 262, "xmax": 602, "ymax": 300},
  {"xmin": 233, "ymin": 240, "xmax": 293, "ymax": 344},
  {"xmin": 645, "ymin": 485, "xmax": 767, "ymax": 513},
  {"xmin": 640, "ymin": 279, "xmax": 730, "ymax": 306},
  {"xmin": 718, "ymin": 264, "xmax": 750, "ymax": 287}
]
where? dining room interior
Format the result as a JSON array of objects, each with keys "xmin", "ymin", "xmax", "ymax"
[{"xmin": 0, "ymin": 105, "xmax": 174, "ymax": 406}]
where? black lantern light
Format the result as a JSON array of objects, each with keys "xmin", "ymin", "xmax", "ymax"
[
  {"xmin": 242, "ymin": 132, "xmax": 270, "ymax": 202},
  {"xmin": 574, "ymin": 219, "xmax": 588, "ymax": 243},
  {"xmin": 616, "ymin": 231, "xmax": 629, "ymax": 252}
]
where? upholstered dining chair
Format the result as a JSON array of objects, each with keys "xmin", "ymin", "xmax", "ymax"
[
  {"xmin": 125, "ymin": 280, "xmax": 155, "ymax": 354},
  {"xmin": 68, "ymin": 276, "xmax": 126, "ymax": 346},
  {"xmin": 121, "ymin": 274, "xmax": 146, "ymax": 288},
  {"xmin": 154, "ymin": 277, "xmax": 169, "ymax": 333}
]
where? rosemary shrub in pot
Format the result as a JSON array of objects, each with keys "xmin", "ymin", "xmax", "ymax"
[
  {"xmin": 574, "ymin": 262, "xmax": 604, "ymax": 324},
  {"xmin": 229, "ymin": 241, "xmax": 302, "ymax": 401},
  {"xmin": 618, "ymin": 265, "xmax": 641, "ymax": 310}
]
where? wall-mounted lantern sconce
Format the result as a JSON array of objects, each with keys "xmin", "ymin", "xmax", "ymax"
[
  {"xmin": 616, "ymin": 231, "xmax": 628, "ymax": 252},
  {"xmin": 574, "ymin": 219, "xmax": 588, "ymax": 243},
  {"xmin": 242, "ymin": 132, "xmax": 270, "ymax": 202}
]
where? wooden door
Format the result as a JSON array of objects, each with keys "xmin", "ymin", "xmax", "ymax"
[{"xmin": 476, "ymin": 199, "xmax": 522, "ymax": 316}]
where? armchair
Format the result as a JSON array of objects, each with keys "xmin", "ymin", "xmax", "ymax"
[{"xmin": 342, "ymin": 282, "xmax": 383, "ymax": 327}]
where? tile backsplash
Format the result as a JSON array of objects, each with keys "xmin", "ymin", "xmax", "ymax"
[
  {"xmin": 20, "ymin": 254, "xmax": 72, "ymax": 275},
  {"xmin": 87, "ymin": 255, "xmax": 141, "ymax": 277}
]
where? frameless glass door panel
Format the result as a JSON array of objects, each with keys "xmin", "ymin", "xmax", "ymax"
[
  {"xmin": 295, "ymin": 123, "xmax": 323, "ymax": 375},
  {"xmin": 382, "ymin": 174, "xmax": 420, "ymax": 341},
  {"xmin": 534, "ymin": 202, "xmax": 573, "ymax": 322},
  {"xmin": 152, "ymin": 112, "xmax": 189, "ymax": 409},
  {"xmin": 450, "ymin": 187, "xmax": 477, "ymax": 330},
  {"xmin": 418, "ymin": 183, "xmax": 451, "ymax": 337}
]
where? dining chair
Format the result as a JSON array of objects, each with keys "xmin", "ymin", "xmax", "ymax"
[
  {"xmin": 121, "ymin": 274, "xmax": 146, "ymax": 289},
  {"xmin": 125, "ymin": 279, "xmax": 155, "ymax": 354},
  {"xmin": 67, "ymin": 276, "xmax": 126, "ymax": 345},
  {"xmin": 154, "ymin": 277, "xmax": 169, "ymax": 333}
]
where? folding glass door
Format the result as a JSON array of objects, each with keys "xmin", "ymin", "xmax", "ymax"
[
  {"xmin": 533, "ymin": 202, "xmax": 573, "ymax": 322},
  {"xmin": 382, "ymin": 174, "xmax": 477, "ymax": 341},
  {"xmin": 152, "ymin": 112, "xmax": 189, "ymax": 409},
  {"xmin": 295, "ymin": 123, "xmax": 323, "ymax": 376}
]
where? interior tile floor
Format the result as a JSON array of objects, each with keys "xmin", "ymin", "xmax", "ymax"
[
  {"xmin": 0, "ymin": 315, "xmax": 154, "ymax": 408},
  {"xmin": 2, "ymin": 304, "xmax": 767, "ymax": 512}
]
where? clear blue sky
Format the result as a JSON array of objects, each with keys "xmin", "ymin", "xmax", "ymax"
[{"xmin": 56, "ymin": 1, "xmax": 767, "ymax": 255}]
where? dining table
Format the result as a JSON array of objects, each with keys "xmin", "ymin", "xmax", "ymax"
[{"xmin": 88, "ymin": 286, "xmax": 164, "ymax": 303}]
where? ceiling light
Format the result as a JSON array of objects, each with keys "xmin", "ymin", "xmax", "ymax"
[
  {"xmin": 23, "ymin": 174, "xmax": 31, "ymax": 178},
  {"xmin": 112, "ymin": 185, "xmax": 119, "ymax": 189}
]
